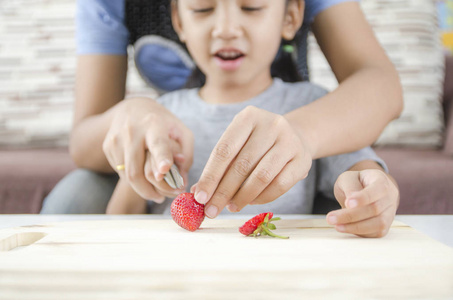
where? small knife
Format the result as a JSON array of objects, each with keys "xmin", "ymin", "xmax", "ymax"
[{"xmin": 164, "ymin": 164, "xmax": 184, "ymax": 189}]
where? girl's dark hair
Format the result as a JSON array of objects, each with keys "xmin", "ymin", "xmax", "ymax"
[
  {"xmin": 271, "ymin": 40, "xmax": 303, "ymax": 83},
  {"xmin": 184, "ymin": 66, "xmax": 206, "ymax": 89},
  {"xmin": 184, "ymin": 40, "xmax": 303, "ymax": 89}
]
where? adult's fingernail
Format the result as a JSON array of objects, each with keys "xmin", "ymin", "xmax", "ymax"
[
  {"xmin": 205, "ymin": 205, "xmax": 218, "ymax": 218},
  {"xmin": 175, "ymin": 153, "xmax": 185, "ymax": 161},
  {"xmin": 159, "ymin": 159, "xmax": 171, "ymax": 172},
  {"xmin": 155, "ymin": 196, "xmax": 166, "ymax": 204},
  {"xmin": 327, "ymin": 215, "xmax": 337, "ymax": 225},
  {"xmin": 195, "ymin": 190, "xmax": 208, "ymax": 204},
  {"xmin": 226, "ymin": 203, "xmax": 238, "ymax": 213},
  {"xmin": 347, "ymin": 199, "xmax": 358, "ymax": 208}
]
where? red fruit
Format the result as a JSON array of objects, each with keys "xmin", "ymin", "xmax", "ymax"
[
  {"xmin": 239, "ymin": 212, "xmax": 289, "ymax": 239},
  {"xmin": 239, "ymin": 212, "xmax": 273, "ymax": 235},
  {"xmin": 171, "ymin": 193, "xmax": 205, "ymax": 232}
]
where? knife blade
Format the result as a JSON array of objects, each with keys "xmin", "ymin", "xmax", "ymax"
[{"xmin": 164, "ymin": 164, "xmax": 184, "ymax": 189}]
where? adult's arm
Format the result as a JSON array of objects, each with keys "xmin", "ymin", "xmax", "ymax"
[
  {"xmin": 69, "ymin": 55, "xmax": 128, "ymax": 172},
  {"xmin": 71, "ymin": 0, "xmax": 130, "ymax": 172},
  {"xmin": 71, "ymin": 54, "xmax": 194, "ymax": 199},
  {"xmin": 285, "ymin": 2, "xmax": 403, "ymax": 159}
]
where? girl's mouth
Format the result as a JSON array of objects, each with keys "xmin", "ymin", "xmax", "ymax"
[{"xmin": 214, "ymin": 50, "xmax": 245, "ymax": 71}]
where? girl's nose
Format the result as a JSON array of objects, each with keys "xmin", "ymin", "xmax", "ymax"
[{"xmin": 212, "ymin": 6, "xmax": 241, "ymax": 40}]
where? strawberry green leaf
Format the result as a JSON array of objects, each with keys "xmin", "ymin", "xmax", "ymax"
[{"xmin": 261, "ymin": 226, "xmax": 289, "ymax": 239}]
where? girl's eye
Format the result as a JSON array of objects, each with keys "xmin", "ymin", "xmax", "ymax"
[
  {"xmin": 242, "ymin": 6, "xmax": 263, "ymax": 12},
  {"xmin": 192, "ymin": 7, "xmax": 214, "ymax": 13}
]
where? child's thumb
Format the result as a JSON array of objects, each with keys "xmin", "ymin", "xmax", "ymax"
[{"xmin": 333, "ymin": 171, "xmax": 364, "ymax": 208}]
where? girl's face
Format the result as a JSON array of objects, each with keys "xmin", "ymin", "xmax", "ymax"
[{"xmin": 172, "ymin": 0, "xmax": 303, "ymax": 90}]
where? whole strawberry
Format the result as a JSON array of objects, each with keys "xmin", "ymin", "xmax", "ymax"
[
  {"xmin": 171, "ymin": 193, "xmax": 205, "ymax": 232},
  {"xmin": 239, "ymin": 212, "xmax": 289, "ymax": 239}
]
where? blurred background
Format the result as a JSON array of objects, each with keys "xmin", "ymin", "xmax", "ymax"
[{"xmin": 0, "ymin": 0, "xmax": 452, "ymax": 214}]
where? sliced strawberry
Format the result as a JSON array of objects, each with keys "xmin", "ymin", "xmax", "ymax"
[
  {"xmin": 171, "ymin": 193, "xmax": 205, "ymax": 232},
  {"xmin": 239, "ymin": 212, "xmax": 272, "ymax": 235},
  {"xmin": 239, "ymin": 212, "xmax": 289, "ymax": 239}
]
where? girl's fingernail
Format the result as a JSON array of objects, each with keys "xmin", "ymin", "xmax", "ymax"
[
  {"xmin": 327, "ymin": 215, "xmax": 337, "ymax": 225},
  {"xmin": 336, "ymin": 225, "xmax": 346, "ymax": 232},
  {"xmin": 205, "ymin": 205, "xmax": 218, "ymax": 218},
  {"xmin": 195, "ymin": 190, "xmax": 208, "ymax": 204},
  {"xmin": 347, "ymin": 199, "xmax": 358, "ymax": 208}
]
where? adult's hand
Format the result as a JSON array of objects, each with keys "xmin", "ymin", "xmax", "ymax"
[
  {"xmin": 103, "ymin": 97, "xmax": 194, "ymax": 202},
  {"xmin": 192, "ymin": 106, "xmax": 313, "ymax": 218}
]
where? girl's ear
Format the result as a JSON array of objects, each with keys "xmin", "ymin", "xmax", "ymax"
[
  {"xmin": 171, "ymin": 0, "xmax": 186, "ymax": 42},
  {"xmin": 282, "ymin": 0, "xmax": 304, "ymax": 40}
]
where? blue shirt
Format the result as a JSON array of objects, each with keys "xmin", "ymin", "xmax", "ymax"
[{"xmin": 76, "ymin": 0, "xmax": 359, "ymax": 91}]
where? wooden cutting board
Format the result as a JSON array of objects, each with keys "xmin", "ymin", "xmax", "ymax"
[{"xmin": 0, "ymin": 218, "xmax": 452, "ymax": 299}]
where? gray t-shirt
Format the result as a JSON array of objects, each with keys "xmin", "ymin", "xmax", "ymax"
[{"xmin": 154, "ymin": 78, "xmax": 387, "ymax": 215}]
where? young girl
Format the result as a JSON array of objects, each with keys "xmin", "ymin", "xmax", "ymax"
[{"xmin": 106, "ymin": 0, "xmax": 399, "ymax": 238}]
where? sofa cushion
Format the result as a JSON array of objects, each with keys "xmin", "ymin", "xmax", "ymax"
[
  {"xmin": 0, "ymin": 148, "xmax": 75, "ymax": 213},
  {"xmin": 0, "ymin": 0, "xmax": 447, "ymax": 149},
  {"xmin": 0, "ymin": 0, "xmax": 156, "ymax": 148},
  {"xmin": 308, "ymin": 0, "xmax": 445, "ymax": 148},
  {"xmin": 375, "ymin": 147, "xmax": 453, "ymax": 214}
]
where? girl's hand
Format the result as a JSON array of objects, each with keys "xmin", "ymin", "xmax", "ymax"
[
  {"xmin": 103, "ymin": 98, "xmax": 194, "ymax": 202},
  {"xmin": 192, "ymin": 106, "xmax": 313, "ymax": 218},
  {"xmin": 327, "ymin": 168, "xmax": 399, "ymax": 238}
]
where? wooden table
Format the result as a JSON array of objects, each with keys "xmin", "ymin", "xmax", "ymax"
[{"xmin": 0, "ymin": 215, "xmax": 452, "ymax": 299}]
